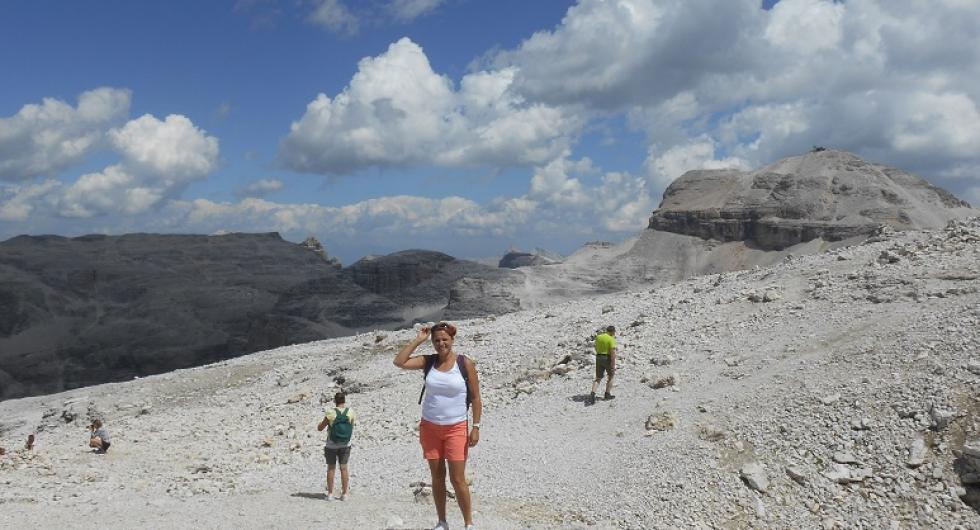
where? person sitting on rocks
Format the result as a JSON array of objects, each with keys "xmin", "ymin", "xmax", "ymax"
[
  {"xmin": 588, "ymin": 325, "xmax": 618, "ymax": 405},
  {"xmin": 317, "ymin": 392, "xmax": 355, "ymax": 501},
  {"xmin": 88, "ymin": 419, "xmax": 111, "ymax": 454},
  {"xmin": 394, "ymin": 322, "xmax": 482, "ymax": 530}
]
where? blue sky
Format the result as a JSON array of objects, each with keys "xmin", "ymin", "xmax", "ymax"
[{"xmin": 2, "ymin": 0, "xmax": 979, "ymax": 263}]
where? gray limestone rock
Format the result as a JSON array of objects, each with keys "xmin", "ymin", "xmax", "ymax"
[
  {"xmin": 498, "ymin": 248, "xmax": 563, "ymax": 268},
  {"xmin": 786, "ymin": 465, "xmax": 807, "ymax": 485},
  {"xmin": 823, "ymin": 463, "xmax": 872, "ymax": 484},
  {"xmin": 907, "ymin": 437, "xmax": 929, "ymax": 468},
  {"xmin": 740, "ymin": 462, "xmax": 769, "ymax": 493},
  {"xmin": 648, "ymin": 150, "xmax": 975, "ymax": 250}
]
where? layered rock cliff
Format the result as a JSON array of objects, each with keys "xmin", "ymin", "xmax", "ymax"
[
  {"xmin": 344, "ymin": 250, "xmax": 521, "ymax": 319},
  {"xmin": 648, "ymin": 150, "xmax": 974, "ymax": 250}
]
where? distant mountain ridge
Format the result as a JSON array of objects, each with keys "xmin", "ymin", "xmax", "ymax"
[{"xmin": 0, "ymin": 233, "xmax": 513, "ymax": 400}]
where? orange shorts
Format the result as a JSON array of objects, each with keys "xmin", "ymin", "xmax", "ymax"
[{"xmin": 419, "ymin": 419, "xmax": 468, "ymax": 461}]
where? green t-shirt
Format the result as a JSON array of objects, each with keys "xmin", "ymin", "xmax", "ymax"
[{"xmin": 594, "ymin": 333, "xmax": 616, "ymax": 355}]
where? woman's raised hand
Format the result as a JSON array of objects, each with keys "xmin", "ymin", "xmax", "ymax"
[{"xmin": 415, "ymin": 327, "xmax": 431, "ymax": 343}]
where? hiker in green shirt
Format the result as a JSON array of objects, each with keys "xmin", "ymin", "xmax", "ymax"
[
  {"xmin": 317, "ymin": 392, "xmax": 356, "ymax": 501},
  {"xmin": 588, "ymin": 326, "xmax": 617, "ymax": 405}
]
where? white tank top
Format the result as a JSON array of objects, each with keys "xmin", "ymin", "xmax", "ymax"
[{"xmin": 421, "ymin": 358, "xmax": 468, "ymax": 425}]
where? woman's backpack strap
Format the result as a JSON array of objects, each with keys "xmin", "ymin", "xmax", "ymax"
[{"xmin": 418, "ymin": 355, "xmax": 437, "ymax": 404}]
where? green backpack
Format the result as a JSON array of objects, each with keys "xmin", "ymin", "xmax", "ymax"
[{"xmin": 329, "ymin": 408, "xmax": 353, "ymax": 444}]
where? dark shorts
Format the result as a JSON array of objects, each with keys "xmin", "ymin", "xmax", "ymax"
[
  {"xmin": 324, "ymin": 445, "xmax": 351, "ymax": 466},
  {"xmin": 595, "ymin": 354, "xmax": 614, "ymax": 380}
]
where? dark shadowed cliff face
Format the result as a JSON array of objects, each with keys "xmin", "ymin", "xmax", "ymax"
[
  {"xmin": 0, "ymin": 235, "xmax": 524, "ymax": 400},
  {"xmin": 0, "ymin": 234, "xmax": 397, "ymax": 400},
  {"xmin": 346, "ymin": 250, "xmax": 456, "ymax": 296},
  {"xmin": 648, "ymin": 150, "xmax": 974, "ymax": 250},
  {"xmin": 343, "ymin": 250, "xmax": 522, "ymax": 319}
]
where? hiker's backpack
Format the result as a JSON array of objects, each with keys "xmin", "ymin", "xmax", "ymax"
[
  {"xmin": 329, "ymin": 408, "xmax": 353, "ymax": 444},
  {"xmin": 418, "ymin": 354, "xmax": 471, "ymax": 409}
]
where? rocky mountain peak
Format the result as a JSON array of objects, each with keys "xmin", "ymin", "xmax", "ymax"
[
  {"xmin": 648, "ymin": 149, "xmax": 975, "ymax": 250},
  {"xmin": 299, "ymin": 236, "xmax": 341, "ymax": 269}
]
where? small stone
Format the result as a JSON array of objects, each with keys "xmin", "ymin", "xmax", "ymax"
[
  {"xmin": 819, "ymin": 394, "xmax": 841, "ymax": 405},
  {"xmin": 832, "ymin": 452, "xmax": 859, "ymax": 465},
  {"xmin": 650, "ymin": 355, "xmax": 674, "ymax": 366},
  {"xmin": 967, "ymin": 360, "xmax": 980, "ymax": 376},
  {"xmin": 762, "ymin": 288, "xmax": 782, "ymax": 302},
  {"xmin": 849, "ymin": 418, "xmax": 871, "ymax": 431},
  {"xmin": 698, "ymin": 425, "xmax": 727, "ymax": 442},
  {"xmin": 823, "ymin": 463, "xmax": 871, "ymax": 484},
  {"xmin": 740, "ymin": 462, "xmax": 769, "ymax": 493},
  {"xmin": 906, "ymin": 437, "xmax": 928, "ymax": 468},
  {"xmin": 786, "ymin": 465, "xmax": 807, "ymax": 485},
  {"xmin": 601, "ymin": 305, "xmax": 614, "ymax": 314},
  {"xmin": 929, "ymin": 405, "xmax": 955, "ymax": 431}
]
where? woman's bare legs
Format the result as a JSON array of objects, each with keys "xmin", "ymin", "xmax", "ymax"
[
  {"xmin": 448, "ymin": 460, "xmax": 472, "ymax": 526},
  {"xmin": 427, "ymin": 459, "xmax": 448, "ymax": 523},
  {"xmin": 339, "ymin": 464, "xmax": 350, "ymax": 496},
  {"xmin": 326, "ymin": 464, "xmax": 336, "ymax": 496}
]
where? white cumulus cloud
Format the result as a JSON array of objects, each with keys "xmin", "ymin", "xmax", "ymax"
[
  {"xmin": 279, "ymin": 38, "xmax": 577, "ymax": 175},
  {"xmin": 110, "ymin": 114, "xmax": 219, "ymax": 181},
  {"xmin": 0, "ymin": 87, "xmax": 131, "ymax": 181},
  {"xmin": 47, "ymin": 113, "xmax": 219, "ymax": 218},
  {"xmin": 496, "ymin": 0, "xmax": 980, "ymax": 196}
]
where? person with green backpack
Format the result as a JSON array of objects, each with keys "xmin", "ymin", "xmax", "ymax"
[{"xmin": 317, "ymin": 392, "xmax": 356, "ymax": 501}]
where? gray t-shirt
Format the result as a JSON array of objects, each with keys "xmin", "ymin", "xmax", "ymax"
[{"xmin": 92, "ymin": 427, "xmax": 110, "ymax": 443}]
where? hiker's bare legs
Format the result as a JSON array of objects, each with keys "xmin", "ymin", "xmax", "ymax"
[
  {"xmin": 339, "ymin": 464, "xmax": 350, "ymax": 495},
  {"xmin": 591, "ymin": 377, "xmax": 602, "ymax": 394},
  {"xmin": 326, "ymin": 464, "xmax": 336, "ymax": 495},
  {"xmin": 448, "ymin": 459, "xmax": 473, "ymax": 526},
  {"xmin": 605, "ymin": 373, "xmax": 615, "ymax": 395},
  {"xmin": 89, "ymin": 437, "xmax": 102, "ymax": 449},
  {"xmin": 427, "ymin": 459, "xmax": 448, "ymax": 523}
]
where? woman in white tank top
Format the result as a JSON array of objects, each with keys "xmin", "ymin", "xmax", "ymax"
[{"xmin": 394, "ymin": 322, "xmax": 483, "ymax": 530}]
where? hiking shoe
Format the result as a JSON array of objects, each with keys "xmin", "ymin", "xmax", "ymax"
[
  {"xmin": 324, "ymin": 493, "xmax": 334, "ymax": 501},
  {"xmin": 604, "ymin": 392, "xmax": 616, "ymax": 400},
  {"xmin": 338, "ymin": 494, "xmax": 347, "ymax": 501},
  {"xmin": 587, "ymin": 392, "xmax": 596, "ymax": 405},
  {"xmin": 431, "ymin": 522, "xmax": 450, "ymax": 530}
]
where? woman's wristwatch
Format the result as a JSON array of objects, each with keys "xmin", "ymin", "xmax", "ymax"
[{"xmin": 472, "ymin": 422, "xmax": 481, "ymax": 429}]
